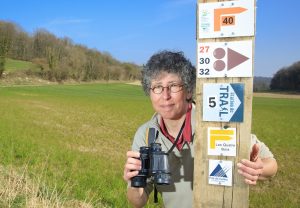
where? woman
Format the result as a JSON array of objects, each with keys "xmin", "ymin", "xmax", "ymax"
[{"xmin": 123, "ymin": 50, "xmax": 277, "ymax": 208}]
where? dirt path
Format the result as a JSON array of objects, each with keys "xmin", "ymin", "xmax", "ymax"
[{"xmin": 253, "ymin": 93, "xmax": 300, "ymax": 99}]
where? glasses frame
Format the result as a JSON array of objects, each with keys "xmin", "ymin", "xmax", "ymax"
[{"xmin": 150, "ymin": 83, "xmax": 184, "ymax": 94}]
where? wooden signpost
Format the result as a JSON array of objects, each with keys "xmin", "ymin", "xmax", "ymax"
[{"xmin": 194, "ymin": 0, "xmax": 256, "ymax": 207}]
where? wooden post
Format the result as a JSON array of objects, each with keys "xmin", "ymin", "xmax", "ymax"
[{"xmin": 193, "ymin": 0, "xmax": 256, "ymax": 207}]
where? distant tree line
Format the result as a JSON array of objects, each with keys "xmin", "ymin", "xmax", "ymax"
[
  {"xmin": 0, "ymin": 20, "xmax": 141, "ymax": 81},
  {"xmin": 253, "ymin": 76, "xmax": 271, "ymax": 92},
  {"xmin": 270, "ymin": 61, "xmax": 300, "ymax": 91}
]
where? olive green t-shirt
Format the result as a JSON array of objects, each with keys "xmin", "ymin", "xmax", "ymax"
[{"xmin": 130, "ymin": 105, "xmax": 274, "ymax": 208}]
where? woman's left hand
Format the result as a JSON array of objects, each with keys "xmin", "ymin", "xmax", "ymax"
[{"xmin": 237, "ymin": 144, "xmax": 263, "ymax": 185}]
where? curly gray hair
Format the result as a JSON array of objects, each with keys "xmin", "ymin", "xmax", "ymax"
[{"xmin": 142, "ymin": 50, "xmax": 196, "ymax": 96}]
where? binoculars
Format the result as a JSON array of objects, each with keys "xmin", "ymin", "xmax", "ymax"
[{"xmin": 131, "ymin": 143, "xmax": 171, "ymax": 187}]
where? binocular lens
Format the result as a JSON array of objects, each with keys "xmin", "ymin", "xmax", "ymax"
[{"xmin": 131, "ymin": 176, "xmax": 147, "ymax": 187}]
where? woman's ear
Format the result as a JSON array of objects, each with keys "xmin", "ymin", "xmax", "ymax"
[{"xmin": 186, "ymin": 92, "xmax": 193, "ymax": 102}]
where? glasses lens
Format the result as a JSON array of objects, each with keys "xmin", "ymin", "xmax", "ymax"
[
  {"xmin": 153, "ymin": 86, "xmax": 163, "ymax": 94},
  {"xmin": 170, "ymin": 84, "xmax": 182, "ymax": 93}
]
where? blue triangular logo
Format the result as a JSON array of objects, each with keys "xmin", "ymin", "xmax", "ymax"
[{"xmin": 210, "ymin": 164, "xmax": 228, "ymax": 178}]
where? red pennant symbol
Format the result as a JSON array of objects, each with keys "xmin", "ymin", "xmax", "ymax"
[{"xmin": 227, "ymin": 48, "xmax": 249, "ymax": 70}]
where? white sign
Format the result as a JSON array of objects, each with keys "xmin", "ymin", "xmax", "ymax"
[
  {"xmin": 209, "ymin": 160, "xmax": 233, "ymax": 186},
  {"xmin": 198, "ymin": 40, "xmax": 253, "ymax": 78},
  {"xmin": 198, "ymin": 0, "xmax": 255, "ymax": 38},
  {"xmin": 207, "ymin": 127, "xmax": 236, "ymax": 156},
  {"xmin": 203, "ymin": 83, "xmax": 244, "ymax": 122}
]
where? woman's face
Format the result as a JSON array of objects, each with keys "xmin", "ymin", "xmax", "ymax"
[{"xmin": 149, "ymin": 72, "xmax": 191, "ymax": 120}]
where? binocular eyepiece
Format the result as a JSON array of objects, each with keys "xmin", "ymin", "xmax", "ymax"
[{"xmin": 131, "ymin": 143, "xmax": 171, "ymax": 188}]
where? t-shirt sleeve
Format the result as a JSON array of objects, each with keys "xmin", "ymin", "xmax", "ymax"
[
  {"xmin": 251, "ymin": 134, "xmax": 275, "ymax": 159},
  {"xmin": 131, "ymin": 125, "xmax": 147, "ymax": 152}
]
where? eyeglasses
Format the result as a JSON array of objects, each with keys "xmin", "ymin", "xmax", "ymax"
[{"xmin": 150, "ymin": 83, "xmax": 184, "ymax": 94}]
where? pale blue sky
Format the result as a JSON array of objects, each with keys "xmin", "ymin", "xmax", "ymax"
[{"xmin": 1, "ymin": 0, "xmax": 300, "ymax": 77}]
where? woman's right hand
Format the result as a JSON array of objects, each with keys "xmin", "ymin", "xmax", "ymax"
[{"xmin": 123, "ymin": 151, "xmax": 141, "ymax": 182}]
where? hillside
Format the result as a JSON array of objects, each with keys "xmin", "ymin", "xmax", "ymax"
[
  {"xmin": 0, "ymin": 20, "xmax": 141, "ymax": 82},
  {"xmin": 4, "ymin": 58, "xmax": 38, "ymax": 72}
]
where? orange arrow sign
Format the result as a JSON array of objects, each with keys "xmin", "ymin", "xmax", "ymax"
[{"xmin": 214, "ymin": 7, "xmax": 247, "ymax": 32}]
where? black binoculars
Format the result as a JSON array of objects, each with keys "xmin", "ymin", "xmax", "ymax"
[{"xmin": 131, "ymin": 143, "xmax": 171, "ymax": 187}]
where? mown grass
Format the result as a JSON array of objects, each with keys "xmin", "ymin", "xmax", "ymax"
[{"xmin": 0, "ymin": 83, "xmax": 299, "ymax": 207}]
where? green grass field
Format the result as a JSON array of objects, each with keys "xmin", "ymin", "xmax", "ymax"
[
  {"xmin": 251, "ymin": 97, "xmax": 300, "ymax": 207},
  {"xmin": 5, "ymin": 58, "xmax": 38, "ymax": 72},
  {"xmin": 0, "ymin": 83, "xmax": 299, "ymax": 207}
]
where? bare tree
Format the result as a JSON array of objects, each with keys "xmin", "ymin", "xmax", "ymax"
[
  {"xmin": 0, "ymin": 21, "xmax": 17, "ymax": 77},
  {"xmin": 0, "ymin": 20, "xmax": 142, "ymax": 81}
]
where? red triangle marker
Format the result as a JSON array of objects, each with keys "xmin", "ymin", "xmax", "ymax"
[{"xmin": 227, "ymin": 48, "xmax": 249, "ymax": 70}]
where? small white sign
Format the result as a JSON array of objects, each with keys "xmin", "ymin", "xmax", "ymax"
[
  {"xmin": 207, "ymin": 127, "xmax": 236, "ymax": 156},
  {"xmin": 203, "ymin": 83, "xmax": 244, "ymax": 122},
  {"xmin": 209, "ymin": 160, "xmax": 233, "ymax": 186},
  {"xmin": 198, "ymin": 40, "xmax": 253, "ymax": 78},
  {"xmin": 198, "ymin": 0, "xmax": 255, "ymax": 38}
]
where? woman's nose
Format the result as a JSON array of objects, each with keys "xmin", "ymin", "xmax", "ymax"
[{"xmin": 162, "ymin": 87, "xmax": 171, "ymax": 99}]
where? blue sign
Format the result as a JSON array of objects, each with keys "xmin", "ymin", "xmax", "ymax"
[
  {"xmin": 208, "ymin": 160, "xmax": 233, "ymax": 186},
  {"xmin": 203, "ymin": 83, "xmax": 244, "ymax": 122}
]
